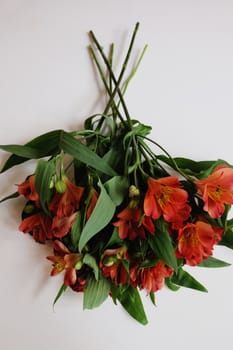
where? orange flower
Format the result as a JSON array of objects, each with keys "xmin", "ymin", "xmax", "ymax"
[
  {"xmin": 47, "ymin": 240, "xmax": 83, "ymax": 286},
  {"xmin": 176, "ymin": 221, "xmax": 223, "ymax": 266},
  {"xmin": 19, "ymin": 213, "xmax": 52, "ymax": 243},
  {"xmin": 114, "ymin": 206, "xmax": 154, "ymax": 240},
  {"xmin": 100, "ymin": 246, "xmax": 129, "ymax": 285},
  {"xmin": 195, "ymin": 165, "xmax": 233, "ymax": 218},
  {"xmin": 49, "ymin": 177, "xmax": 84, "ymax": 218},
  {"xmin": 144, "ymin": 177, "xmax": 189, "ymax": 225},
  {"xmin": 18, "ymin": 175, "xmax": 39, "ymax": 204},
  {"xmin": 130, "ymin": 260, "xmax": 173, "ymax": 293},
  {"xmin": 51, "ymin": 213, "xmax": 76, "ymax": 238}
]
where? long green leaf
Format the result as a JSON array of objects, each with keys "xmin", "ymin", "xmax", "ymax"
[
  {"xmin": 83, "ymin": 275, "xmax": 110, "ymax": 309},
  {"xmin": 0, "ymin": 144, "xmax": 44, "ymax": 158},
  {"xmin": 61, "ymin": 132, "xmax": 117, "ymax": 176},
  {"xmin": 117, "ymin": 286, "xmax": 148, "ymax": 325},
  {"xmin": 198, "ymin": 256, "xmax": 231, "ymax": 268},
  {"xmin": 171, "ymin": 268, "xmax": 208, "ymax": 292},
  {"xmin": 157, "ymin": 155, "xmax": 231, "ymax": 179},
  {"xmin": 148, "ymin": 220, "xmax": 177, "ymax": 271},
  {"xmin": 35, "ymin": 159, "xmax": 55, "ymax": 214},
  {"xmin": 83, "ymin": 254, "xmax": 99, "ymax": 280},
  {"xmin": 0, "ymin": 130, "xmax": 64, "ymax": 173},
  {"xmin": 53, "ymin": 284, "xmax": 67, "ymax": 307},
  {"xmin": 78, "ymin": 180, "xmax": 116, "ymax": 252},
  {"xmin": 104, "ymin": 175, "xmax": 129, "ymax": 206}
]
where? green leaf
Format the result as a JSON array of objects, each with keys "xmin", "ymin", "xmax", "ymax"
[
  {"xmin": 35, "ymin": 159, "xmax": 55, "ymax": 214},
  {"xmin": 61, "ymin": 132, "xmax": 117, "ymax": 176},
  {"xmin": 104, "ymin": 176, "xmax": 129, "ymax": 206},
  {"xmin": 53, "ymin": 283, "xmax": 67, "ymax": 307},
  {"xmin": 149, "ymin": 292, "xmax": 156, "ymax": 306},
  {"xmin": 157, "ymin": 155, "xmax": 231, "ymax": 179},
  {"xmin": 148, "ymin": 220, "xmax": 177, "ymax": 271},
  {"xmin": 0, "ymin": 130, "xmax": 64, "ymax": 173},
  {"xmin": 117, "ymin": 286, "xmax": 148, "ymax": 325},
  {"xmin": 83, "ymin": 275, "xmax": 110, "ymax": 309},
  {"xmin": 71, "ymin": 211, "xmax": 82, "ymax": 250},
  {"xmin": 0, "ymin": 144, "xmax": 44, "ymax": 158},
  {"xmin": 78, "ymin": 180, "xmax": 116, "ymax": 252},
  {"xmin": 105, "ymin": 226, "xmax": 124, "ymax": 248},
  {"xmin": 171, "ymin": 268, "xmax": 208, "ymax": 293},
  {"xmin": 198, "ymin": 256, "xmax": 231, "ymax": 268},
  {"xmin": 83, "ymin": 254, "xmax": 99, "ymax": 280},
  {"xmin": 219, "ymin": 229, "xmax": 233, "ymax": 249},
  {"xmin": 165, "ymin": 277, "xmax": 180, "ymax": 291}
]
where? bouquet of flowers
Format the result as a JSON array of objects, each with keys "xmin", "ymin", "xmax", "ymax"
[{"xmin": 1, "ymin": 23, "xmax": 233, "ymax": 325}]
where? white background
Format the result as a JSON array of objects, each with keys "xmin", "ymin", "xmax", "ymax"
[{"xmin": 0, "ymin": 1, "xmax": 233, "ymax": 349}]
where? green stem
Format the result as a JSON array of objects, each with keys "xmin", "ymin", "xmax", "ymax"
[
  {"xmin": 140, "ymin": 135, "xmax": 193, "ymax": 181},
  {"xmin": 119, "ymin": 44, "xmax": 148, "ymax": 101},
  {"xmin": 89, "ymin": 46, "xmax": 126, "ymax": 127},
  {"xmin": 89, "ymin": 22, "xmax": 140, "ymax": 129}
]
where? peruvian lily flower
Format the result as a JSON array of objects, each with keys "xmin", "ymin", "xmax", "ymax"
[
  {"xmin": 49, "ymin": 177, "xmax": 84, "ymax": 218},
  {"xmin": 130, "ymin": 260, "xmax": 173, "ymax": 293},
  {"xmin": 47, "ymin": 240, "xmax": 83, "ymax": 286},
  {"xmin": 19, "ymin": 212, "xmax": 52, "ymax": 243},
  {"xmin": 195, "ymin": 165, "xmax": 233, "ymax": 218},
  {"xmin": 17, "ymin": 175, "xmax": 39, "ymax": 205},
  {"xmin": 100, "ymin": 246, "xmax": 129, "ymax": 285},
  {"xmin": 51, "ymin": 213, "xmax": 76, "ymax": 238},
  {"xmin": 114, "ymin": 206, "xmax": 154, "ymax": 240},
  {"xmin": 176, "ymin": 221, "xmax": 223, "ymax": 266},
  {"xmin": 144, "ymin": 176, "xmax": 190, "ymax": 225}
]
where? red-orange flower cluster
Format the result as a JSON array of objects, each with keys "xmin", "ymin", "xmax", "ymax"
[
  {"xmin": 195, "ymin": 165, "xmax": 233, "ymax": 218},
  {"xmin": 144, "ymin": 176, "xmax": 191, "ymax": 229},
  {"xmin": 18, "ymin": 175, "xmax": 85, "ymax": 243},
  {"xmin": 176, "ymin": 221, "xmax": 223, "ymax": 266}
]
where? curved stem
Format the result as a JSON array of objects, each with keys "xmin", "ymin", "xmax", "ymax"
[{"xmin": 140, "ymin": 135, "xmax": 193, "ymax": 181}]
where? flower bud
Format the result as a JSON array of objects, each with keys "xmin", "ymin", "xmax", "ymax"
[
  {"xmin": 129, "ymin": 185, "xmax": 140, "ymax": 198},
  {"xmin": 23, "ymin": 203, "xmax": 35, "ymax": 214},
  {"xmin": 55, "ymin": 180, "xmax": 67, "ymax": 193},
  {"xmin": 75, "ymin": 260, "xmax": 83, "ymax": 270},
  {"xmin": 103, "ymin": 256, "xmax": 117, "ymax": 267}
]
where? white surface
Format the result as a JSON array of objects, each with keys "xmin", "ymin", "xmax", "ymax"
[{"xmin": 0, "ymin": 1, "xmax": 233, "ymax": 349}]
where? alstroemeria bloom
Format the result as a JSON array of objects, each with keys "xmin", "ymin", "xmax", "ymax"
[
  {"xmin": 144, "ymin": 177, "xmax": 189, "ymax": 225},
  {"xmin": 47, "ymin": 240, "xmax": 83, "ymax": 286},
  {"xmin": 17, "ymin": 175, "xmax": 39, "ymax": 204},
  {"xmin": 51, "ymin": 213, "xmax": 76, "ymax": 238},
  {"xmin": 195, "ymin": 165, "xmax": 233, "ymax": 218},
  {"xmin": 130, "ymin": 260, "xmax": 173, "ymax": 293},
  {"xmin": 176, "ymin": 221, "xmax": 223, "ymax": 266},
  {"xmin": 49, "ymin": 177, "xmax": 84, "ymax": 218},
  {"xmin": 114, "ymin": 206, "xmax": 154, "ymax": 240},
  {"xmin": 19, "ymin": 213, "xmax": 52, "ymax": 243},
  {"xmin": 100, "ymin": 246, "xmax": 129, "ymax": 285}
]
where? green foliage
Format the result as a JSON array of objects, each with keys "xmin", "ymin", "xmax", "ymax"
[
  {"xmin": 35, "ymin": 159, "xmax": 56, "ymax": 215},
  {"xmin": 198, "ymin": 256, "xmax": 231, "ymax": 268},
  {"xmin": 171, "ymin": 268, "xmax": 208, "ymax": 293},
  {"xmin": 115, "ymin": 286, "xmax": 148, "ymax": 325},
  {"xmin": 149, "ymin": 220, "xmax": 177, "ymax": 271},
  {"xmin": 78, "ymin": 180, "xmax": 116, "ymax": 252},
  {"xmin": 83, "ymin": 275, "xmax": 110, "ymax": 309}
]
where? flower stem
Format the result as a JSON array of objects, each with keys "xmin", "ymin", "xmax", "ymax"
[{"xmin": 89, "ymin": 22, "xmax": 140, "ymax": 129}]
